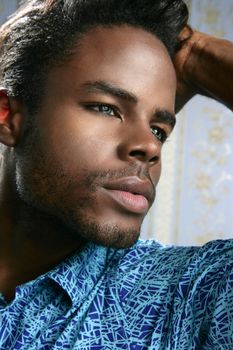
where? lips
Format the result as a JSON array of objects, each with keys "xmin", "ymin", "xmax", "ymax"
[{"xmin": 103, "ymin": 177, "xmax": 155, "ymax": 214}]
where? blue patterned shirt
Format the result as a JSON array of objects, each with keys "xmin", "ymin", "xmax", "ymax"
[{"xmin": 0, "ymin": 239, "xmax": 233, "ymax": 349}]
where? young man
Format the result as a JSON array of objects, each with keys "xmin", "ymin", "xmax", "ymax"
[{"xmin": 0, "ymin": 0, "xmax": 232, "ymax": 349}]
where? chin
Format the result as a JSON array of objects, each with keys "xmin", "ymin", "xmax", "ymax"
[
  {"xmin": 66, "ymin": 214, "xmax": 142, "ymax": 249},
  {"xmin": 101, "ymin": 229, "xmax": 140, "ymax": 249},
  {"xmin": 85, "ymin": 223, "xmax": 141, "ymax": 249}
]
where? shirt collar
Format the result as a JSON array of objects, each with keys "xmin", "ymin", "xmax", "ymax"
[{"xmin": 47, "ymin": 242, "xmax": 120, "ymax": 306}]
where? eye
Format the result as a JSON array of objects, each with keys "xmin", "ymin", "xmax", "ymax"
[
  {"xmin": 84, "ymin": 103, "xmax": 121, "ymax": 118},
  {"xmin": 151, "ymin": 126, "xmax": 168, "ymax": 143}
]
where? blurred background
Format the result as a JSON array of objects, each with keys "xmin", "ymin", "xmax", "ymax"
[{"xmin": 1, "ymin": 0, "xmax": 233, "ymax": 246}]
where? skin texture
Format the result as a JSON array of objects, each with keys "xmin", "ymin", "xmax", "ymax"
[
  {"xmin": 0, "ymin": 25, "xmax": 176, "ymax": 300},
  {"xmin": 174, "ymin": 26, "xmax": 233, "ymax": 112}
]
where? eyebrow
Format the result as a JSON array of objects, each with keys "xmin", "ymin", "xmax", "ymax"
[
  {"xmin": 82, "ymin": 80, "xmax": 138, "ymax": 103},
  {"xmin": 81, "ymin": 80, "xmax": 176, "ymax": 129},
  {"xmin": 154, "ymin": 109, "xmax": 176, "ymax": 129}
]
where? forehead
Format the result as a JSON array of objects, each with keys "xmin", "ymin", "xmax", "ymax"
[{"xmin": 44, "ymin": 25, "xmax": 176, "ymax": 109}]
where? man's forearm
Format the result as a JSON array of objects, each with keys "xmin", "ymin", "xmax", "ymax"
[{"xmin": 183, "ymin": 34, "xmax": 233, "ymax": 110}]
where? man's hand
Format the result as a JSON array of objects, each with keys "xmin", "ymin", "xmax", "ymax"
[
  {"xmin": 174, "ymin": 26, "xmax": 208, "ymax": 113},
  {"xmin": 174, "ymin": 25, "xmax": 233, "ymax": 113}
]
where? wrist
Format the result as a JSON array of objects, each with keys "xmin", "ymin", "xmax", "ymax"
[
  {"xmin": 182, "ymin": 31, "xmax": 209, "ymax": 89},
  {"xmin": 183, "ymin": 32, "xmax": 233, "ymax": 108}
]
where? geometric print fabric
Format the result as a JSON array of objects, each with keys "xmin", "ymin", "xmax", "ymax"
[{"xmin": 0, "ymin": 239, "xmax": 233, "ymax": 349}]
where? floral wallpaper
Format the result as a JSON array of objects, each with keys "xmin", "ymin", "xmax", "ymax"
[
  {"xmin": 142, "ymin": 0, "xmax": 233, "ymax": 245},
  {"xmin": 1, "ymin": 0, "xmax": 233, "ymax": 246}
]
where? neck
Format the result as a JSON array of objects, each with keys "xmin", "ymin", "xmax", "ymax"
[{"xmin": 0, "ymin": 149, "xmax": 85, "ymax": 301}]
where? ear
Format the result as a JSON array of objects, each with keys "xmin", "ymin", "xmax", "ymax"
[{"xmin": 0, "ymin": 88, "xmax": 24, "ymax": 147}]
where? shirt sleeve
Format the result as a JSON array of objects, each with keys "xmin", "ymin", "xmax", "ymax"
[
  {"xmin": 201, "ymin": 266, "xmax": 233, "ymax": 349},
  {"xmin": 168, "ymin": 240, "xmax": 233, "ymax": 349}
]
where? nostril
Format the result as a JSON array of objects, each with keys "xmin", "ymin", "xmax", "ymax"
[
  {"xmin": 150, "ymin": 155, "xmax": 159, "ymax": 163},
  {"xmin": 129, "ymin": 150, "xmax": 159, "ymax": 163},
  {"xmin": 129, "ymin": 150, "xmax": 146, "ymax": 158}
]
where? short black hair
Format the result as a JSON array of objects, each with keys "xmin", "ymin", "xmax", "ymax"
[{"xmin": 0, "ymin": 0, "xmax": 188, "ymax": 113}]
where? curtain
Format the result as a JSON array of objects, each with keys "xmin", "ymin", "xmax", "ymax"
[
  {"xmin": 0, "ymin": 1, "xmax": 18, "ymax": 23},
  {"xmin": 142, "ymin": 0, "xmax": 233, "ymax": 246}
]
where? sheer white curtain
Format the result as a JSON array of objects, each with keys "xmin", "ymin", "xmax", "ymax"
[
  {"xmin": 0, "ymin": 1, "xmax": 18, "ymax": 23},
  {"xmin": 142, "ymin": 0, "xmax": 233, "ymax": 245}
]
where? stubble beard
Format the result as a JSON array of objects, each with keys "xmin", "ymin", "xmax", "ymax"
[
  {"xmin": 14, "ymin": 129, "xmax": 143, "ymax": 249},
  {"xmin": 15, "ymin": 165, "xmax": 142, "ymax": 248}
]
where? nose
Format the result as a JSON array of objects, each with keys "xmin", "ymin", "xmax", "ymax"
[{"xmin": 117, "ymin": 122, "xmax": 160, "ymax": 166}]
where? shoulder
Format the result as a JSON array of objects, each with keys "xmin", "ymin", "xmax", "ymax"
[
  {"xmin": 116, "ymin": 238, "xmax": 233, "ymax": 295},
  {"xmin": 120, "ymin": 239, "xmax": 198, "ymax": 265},
  {"xmin": 120, "ymin": 238, "xmax": 233, "ymax": 267},
  {"xmin": 169, "ymin": 239, "xmax": 233, "ymax": 347}
]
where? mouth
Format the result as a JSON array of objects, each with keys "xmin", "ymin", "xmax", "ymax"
[{"xmin": 103, "ymin": 177, "xmax": 155, "ymax": 214}]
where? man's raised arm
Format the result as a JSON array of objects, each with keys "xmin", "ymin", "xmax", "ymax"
[{"xmin": 174, "ymin": 26, "xmax": 233, "ymax": 112}]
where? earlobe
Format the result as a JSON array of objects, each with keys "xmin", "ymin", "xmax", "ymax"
[
  {"xmin": 0, "ymin": 89, "xmax": 24, "ymax": 147},
  {"xmin": 0, "ymin": 90, "xmax": 11, "ymax": 123}
]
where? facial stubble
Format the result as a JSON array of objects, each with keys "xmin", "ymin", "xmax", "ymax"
[{"xmin": 15, "ymin": 128, "xmax": 144, "ymax": 249}]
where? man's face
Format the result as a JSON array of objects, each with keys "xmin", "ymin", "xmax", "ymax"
[{"xmin": 16, "ymin": 25, "xmax": 176, "ymax": 248}]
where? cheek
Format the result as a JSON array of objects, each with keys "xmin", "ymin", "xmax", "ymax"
[
  {"xmin": 150, "ymin": 160, "xmax": 162, "ymax": 186},
  {"xmin": 44, "ymin": 117, "xmax": 118, "ymax": 173}
]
